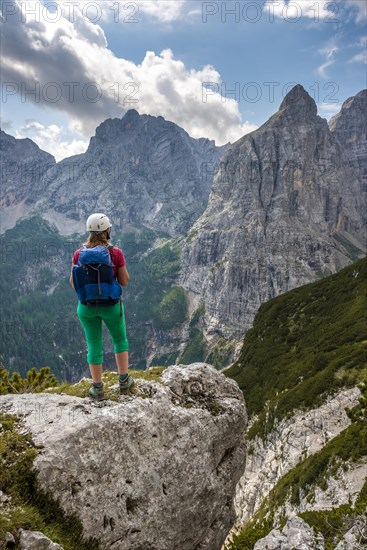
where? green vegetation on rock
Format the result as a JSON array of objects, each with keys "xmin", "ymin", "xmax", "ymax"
[
  {"xmin": 154, "ymin": 286, "xmax": 188, "ymax": 330},
  {"xmin": 205, "ymin": 338, "xmax": 236, "ymax": 370},
  {"xmin": 267, "ymin": 421, "xmax": 366, "ymax": 508},
  {"xmin": 180, "ymin": 328, "xmax": 206, "ymax": 364},
  {"xmin": 0, "ymin": 413, "xmax": 99, "ymax": 550},
  {"xmin": 300, "ymin": 482, "xmax": 367, "ymax": 550},
  {"xmin": 333, "ymin": 233, "xmax": 364, "ymax": 263},
  {"xmin": 0, "ymin": 364, "xmax": 57, "ymax": 395},
  {"xmin": 179, "ymin": 305, "xmax": 237, "ymax": 369},
  {"xmin": 48, "ymin": 367, "xmax": 166, "ymax": 400},
  {"xmin": 179, "ymin": 305, "xmax": 206, "ymax": 364},
  {"xmin": 150, "ymin": 351, "xmax": 180, "ymax": 367},
  {"xmin": 226, "ymin": 257, "xmax": 367, "ymax": 438},
  {"xmin": 346, "ymin": 379, "xmax": 367, "ymax": 422},
  {"xmin": 0, "ymin": 216, "xmax": 85, "ymax": 381},
  {"xmin": 225, "ymin": 257, "xmax": 367, "ymax": 549},
  {"xmin": 227, "ymin": 420, "xmax": 366, "ymax": 549}
]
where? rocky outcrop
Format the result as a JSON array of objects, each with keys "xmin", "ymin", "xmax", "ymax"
[
  {"xmin": 334, "ymin": 518, "xmax": 367, "ymax": 550},
  {"xmin": 0, "ymin": 112, "xmax": 226, "ymax": 236},
  {"xmin": 292, "ymin": 461, "xmax": 367, "ymax": 515},
  {"xmin": 180, "ymin": 85, "xmax": 367, "ymax": 342},
  {"xmin": 253, "ymin": 515, "xmax": 367, "ymax": 550},
  {"xmin": 234, "ymin": 387, "xmax": 361, "ymax": 526},
  {"xmin": 253, "ymin": 516, "xmax": 324, "ymax": 550},
  {"xmin": 0, "ymin": 364, "xmax": 247, "ymax": 550},
  {"xmin": 19, "ymin": 530, "xmax": 63, "ymax": 550}
]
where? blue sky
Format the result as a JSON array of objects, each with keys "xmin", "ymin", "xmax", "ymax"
[{"xmin": 1, "ymin": 0, "xmax": 366, "ymax": 160}]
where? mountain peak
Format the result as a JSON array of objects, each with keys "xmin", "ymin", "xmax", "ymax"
[
  {"xmin": 123, "ymin": 108, "xmax": 140, "ymax": 120},
  {"xmin": 279, "ymin": 84, "xmax": 318, "ymax": 118},
  {"xmin": 329, "ymin": 89, "xmax": 367, "ymax": 132},
  {"xmin": 94, "ymin": 110, "xmax": 167, "ymax": 142},
  {"xmin": 355, "ymin": 89, "xmax": 367, "ymax": 100},
  {"xmin": 0, "ymin": 129, "xmax": 55, "ymax": 162}
]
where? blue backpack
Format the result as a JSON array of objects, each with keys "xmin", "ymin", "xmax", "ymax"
[{"xmin": 72, "ymin": 245, "xmax": 122, "ymax": 308}]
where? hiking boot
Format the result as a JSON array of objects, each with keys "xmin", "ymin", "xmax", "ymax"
[
  {"xmin": 89, "ymin": 383, "xmax": 105, "ymax": 401},
  {"xmin": 119, "ymin": 374, "xmax": 135, "ymax": 395}
]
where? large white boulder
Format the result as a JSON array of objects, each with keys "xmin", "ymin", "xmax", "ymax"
[{"xmin": 0, "ymin": 363, "xmax": 247, "ymax": 550}]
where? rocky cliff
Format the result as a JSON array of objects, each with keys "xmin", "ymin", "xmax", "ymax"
[
  {"xmin": 329, "ymin": 89, "xmax": 367, "ymax": 190},
  {"xmin": 180, "ymin": 85, "xmax": 367, "ymax": 344},
  {"xmin": 0, "ymin": 111, "xmax": 226, "ymax": 236},
  {"xmin": 233, "ymin": 387, "xmax": 362, "ymax": 527},
  {"xmin": 224, "ymin": 257, "xmax": 367, "ymax": 550},
  {"xmin": 0, "ymin": 130, "xmax": 56, "ymax": 232},
  {"xmin": 0, "ymin": 363, "xmax": 247, "ymax": 550}
]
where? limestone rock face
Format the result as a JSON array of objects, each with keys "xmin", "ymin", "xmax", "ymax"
[
  {"xmin": 329, "ymin": 89, "xmax": 367, "ymax": 191},
  {"xmin": 19, "ymin": 530, "xmax": 64, "ymax": 550},
  {"xmin": 334, "ymin": 518, "xmax": 367, "ymax": 550},
  {"xmin": 180, "ymin": 85, "xmax": 367, "ymax": 341},
  {"xmin": 253, "ymin": 515, "xmax": 367, "ymax": 550},
  {"xmin": 0, "ymin": 130, "xmax": 56, "ymax": 231},
  {"xmin": 0, "ymin": 364, "xmax": 247, "ymax": 550},
  {"xmin": 253, "ymin": 516, "xmax": 324, "ymax": 550},
  {"xmin": 234, "ymin": 388, "xmax": 361, "ymax": 526},
  {"xmin": 0, "ymin": 130, "xmax": 56, "ymax": 205},
  {"xmin": 0, "ymin": 112, "xmax": 226, "ymax": 236}
]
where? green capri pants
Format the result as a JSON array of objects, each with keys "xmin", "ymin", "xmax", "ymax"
[{"xmin": 77, "ymin": 302, "xmax": 129, "ymax": 365}]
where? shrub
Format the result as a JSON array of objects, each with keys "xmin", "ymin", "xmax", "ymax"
[{"xmin": 0, "ymin": 367, "xmax": 58, "ymax": 395}]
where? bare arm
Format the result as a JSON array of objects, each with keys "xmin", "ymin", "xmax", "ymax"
[
  {"xmin": 117, "ymin": 265, "xmax": 129, "ymax": 287},
  {"xmin": 70, "ymin": 264, "xmax": 74, "ymax": 289}
]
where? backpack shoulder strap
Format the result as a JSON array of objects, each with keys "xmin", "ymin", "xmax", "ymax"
[
  {"xmin": 106, "ymin": 245, "xmax": 114, "ymax": 265},
  {"xmin": 74, "ymin": 247, "xmax": 84, "ymax": 265}
]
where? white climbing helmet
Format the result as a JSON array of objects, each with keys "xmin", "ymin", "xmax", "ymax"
[{"xmin": 86, "ymin": 213, "xmax": 112, "ymax": 232}]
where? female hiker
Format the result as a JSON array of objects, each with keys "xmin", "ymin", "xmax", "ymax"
[{"xmin": 69, "ymin": 213, "xmax": 134, "ymax": 400}]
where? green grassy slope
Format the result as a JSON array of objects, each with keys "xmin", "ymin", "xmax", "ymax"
[{"xmin": 226, "ymin": 257, "xmax": 367, "ymax": 437}]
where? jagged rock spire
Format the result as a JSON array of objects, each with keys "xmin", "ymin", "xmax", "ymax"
[{"xmin": 278, "ymin": 84, "xmax": 318, "ymax": 121}]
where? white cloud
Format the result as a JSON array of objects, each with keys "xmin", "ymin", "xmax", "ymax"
[
  {"xmin": 57, "ymin": 0, "xmax": 189, "ymax": 23},
  {"xmin": 317, "ymin": 102, "xmax": 341, "ymax": 119},
  {"xmin": 317, "ymin": 44, "xmax": 339, "ymax": 77},
  {"xmin": 348, "ymin": 36, "xmax": 367, "ymax": 64},
  {"xmin": 16, "ymin": 120, "xmax": 88, "ymax": 161},
  {"xmin": 349, "ymin": 52, "xmax": 367, "ymax": 63},
  {"xmin": 345, "ymin": 0, "xmax": 367, "ymax": 22},
  {"xmin": 134, "ymin": 1, "xmax": 186, "ymax": 22},
  {"xmin": 2, "ymin": 0, "xmax": 257, "ymax": 154}
]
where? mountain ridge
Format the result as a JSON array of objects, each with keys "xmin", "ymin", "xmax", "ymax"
[
  {"xmin": 0, "ymin": 110, "xmax": 227, "ymax": 236},
  {"xmin": 180, "ymin": 86, "xmax": 367, "ymax": 347}
]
